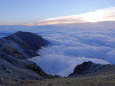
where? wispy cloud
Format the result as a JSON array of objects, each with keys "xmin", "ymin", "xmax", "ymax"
[{"xmin": 25, "ymin": 7, "xmax": 115, "ymax": 26}]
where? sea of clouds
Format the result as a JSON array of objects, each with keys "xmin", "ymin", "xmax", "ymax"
[
  {"xmin": 31, "ymin": 27, "xmax": 115, "ymax": 76},
  {"xmin": 0, "ymin": 25, "xmax": 115, "ymax": 76}
]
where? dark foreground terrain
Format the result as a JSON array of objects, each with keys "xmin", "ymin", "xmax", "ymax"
[
  {"xmin": 1, "ymin": 72, "xmax": 115, "ymax": 86},
  {"xmin": 1, "ymin": 61, "xmax": 115, "ymax": 86},
  {"xmin": 0, "ymin": 31, "xmax": 52, "ymax": 84}
]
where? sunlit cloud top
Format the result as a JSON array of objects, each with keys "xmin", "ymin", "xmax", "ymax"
[{"xmin": 26, "ymin": 7, "xmax": 115, "ymax": 26}]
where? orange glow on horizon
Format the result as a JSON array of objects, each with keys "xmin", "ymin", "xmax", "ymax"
[{"xmin": 25, "ymin": 7, "xmax": 115, "ymax": 26}]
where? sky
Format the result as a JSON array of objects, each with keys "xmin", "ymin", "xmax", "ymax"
[
  {"xmin": 0, "ymin": 0, "xmax": 115, "ymax": 25},
  {"xmin": 27, "ymin": 7, "xmax": 115, "ymax": 25}
]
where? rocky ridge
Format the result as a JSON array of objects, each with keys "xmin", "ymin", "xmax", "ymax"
[
  {"xmin": 0, "ymin": 31, "xmax": 51, "ymax": 81},
  {"xmin": 69, "ymin": 61, "xmax": 115, "ymax": 77}
]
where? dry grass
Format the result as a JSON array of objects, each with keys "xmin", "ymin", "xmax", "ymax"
[{"xmin": 4, "ymin": 73, "xmax": 115, "ymax": 86}]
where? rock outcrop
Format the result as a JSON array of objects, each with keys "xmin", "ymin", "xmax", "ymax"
[{"xmin": 69, "ymin": 61, "xmax": 114, "ymax": 77}]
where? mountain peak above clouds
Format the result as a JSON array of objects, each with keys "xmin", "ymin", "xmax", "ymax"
[
  {"xmin": 5, "ymin": 31, "xmax": 50, "ymax": 52},
  {"xmin": 0, "ymin": 31, "xmax": 51, "ymax": 81}
]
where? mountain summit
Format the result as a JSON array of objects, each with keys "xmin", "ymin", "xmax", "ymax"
[
  {"xmin": 4, "ymin": 31, "xmax": 50, "ymax": 59},
  {"xmin": 5, "ymin": 31, "xmax": 50, "ymax": 52}
]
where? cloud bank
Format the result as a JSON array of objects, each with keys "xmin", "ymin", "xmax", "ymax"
[
  {"xmin": 26, "ymin": 7, "xmax": 115, "ymax": 26},
  {"xmin": 0, "ymin": 24, "xmax": 115, "ymax": 76},
  {"xmin": 29, "ymin": 26, "xmax": 115, "ymax": 76}
]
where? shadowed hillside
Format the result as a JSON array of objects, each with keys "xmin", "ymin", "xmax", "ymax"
[
  {"xmin": 3, "ymin": 61, "xmax": 115, "ymax": 86},
  {"xmin": 0, "ymin": 31, "xmax": 51, "ymax": 84}
]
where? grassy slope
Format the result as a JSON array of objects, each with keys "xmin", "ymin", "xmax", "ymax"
[
  {"xmin": 2, "ymin": 64, "xmax": 115, "ymax": 86},
  {"xmin": 2, "ymin": 73, "xmax": 115, "ymax": 86}
]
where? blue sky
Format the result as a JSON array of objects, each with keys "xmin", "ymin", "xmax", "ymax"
[{"xmin": 0, "ymin": 0, "xmax": 115, "ymax": 25}]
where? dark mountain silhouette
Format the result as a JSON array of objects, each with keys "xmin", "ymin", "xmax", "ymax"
[
  {"xmin": 0, "ymin": 31, "xmax": 51, "ymax": 80},
  {"xmin": 69, "ymin": 61, "xmax": 115, "ymax": 77},
  {"xmin": 5, "ymin": 31, "xmax": 49, "ymax": 52}
]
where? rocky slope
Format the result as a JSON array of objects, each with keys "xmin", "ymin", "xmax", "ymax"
[
  {"xmin": 69, "ymin": 61, "xmax": 115, "ymax": 77},
  {"xmin": 0, "ymin": 31, "xmax": 51, "ymax": 81},
  {"xmin": 4, "ymin": 31, "xmax": 50, "ymax": 58},
  {"xmin": 6, "ymin": 61, "xmax": 115, "ymax": 86}
]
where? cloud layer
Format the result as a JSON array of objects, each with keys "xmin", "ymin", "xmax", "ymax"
[
  {"xmin": 29, "ymin": 26, "xmax": 115, "ymax": 76},
  {"xmin": 26, "ymin": 7, "xmax": 115, "ymax": 26},
  {"xmin": 0, "ymin": 25, "xmax": 115, "ymax": 76}
]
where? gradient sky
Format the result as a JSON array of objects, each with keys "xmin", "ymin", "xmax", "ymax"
[{"xmin": 0, "ymin": 0, "xmax": 115, "ymax": 25}]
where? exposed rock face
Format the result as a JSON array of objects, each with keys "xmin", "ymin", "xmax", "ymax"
[
  {"xmin": 69, "ymin": 61, "xmax": 112, "ymax": 76},
  {"xmin": 74, "ymin": 61, "xmax": 101, "ymax": 74},
  {"xmin": 0, "ymin": 31, "xmax": 51, "ymax": 80}
]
